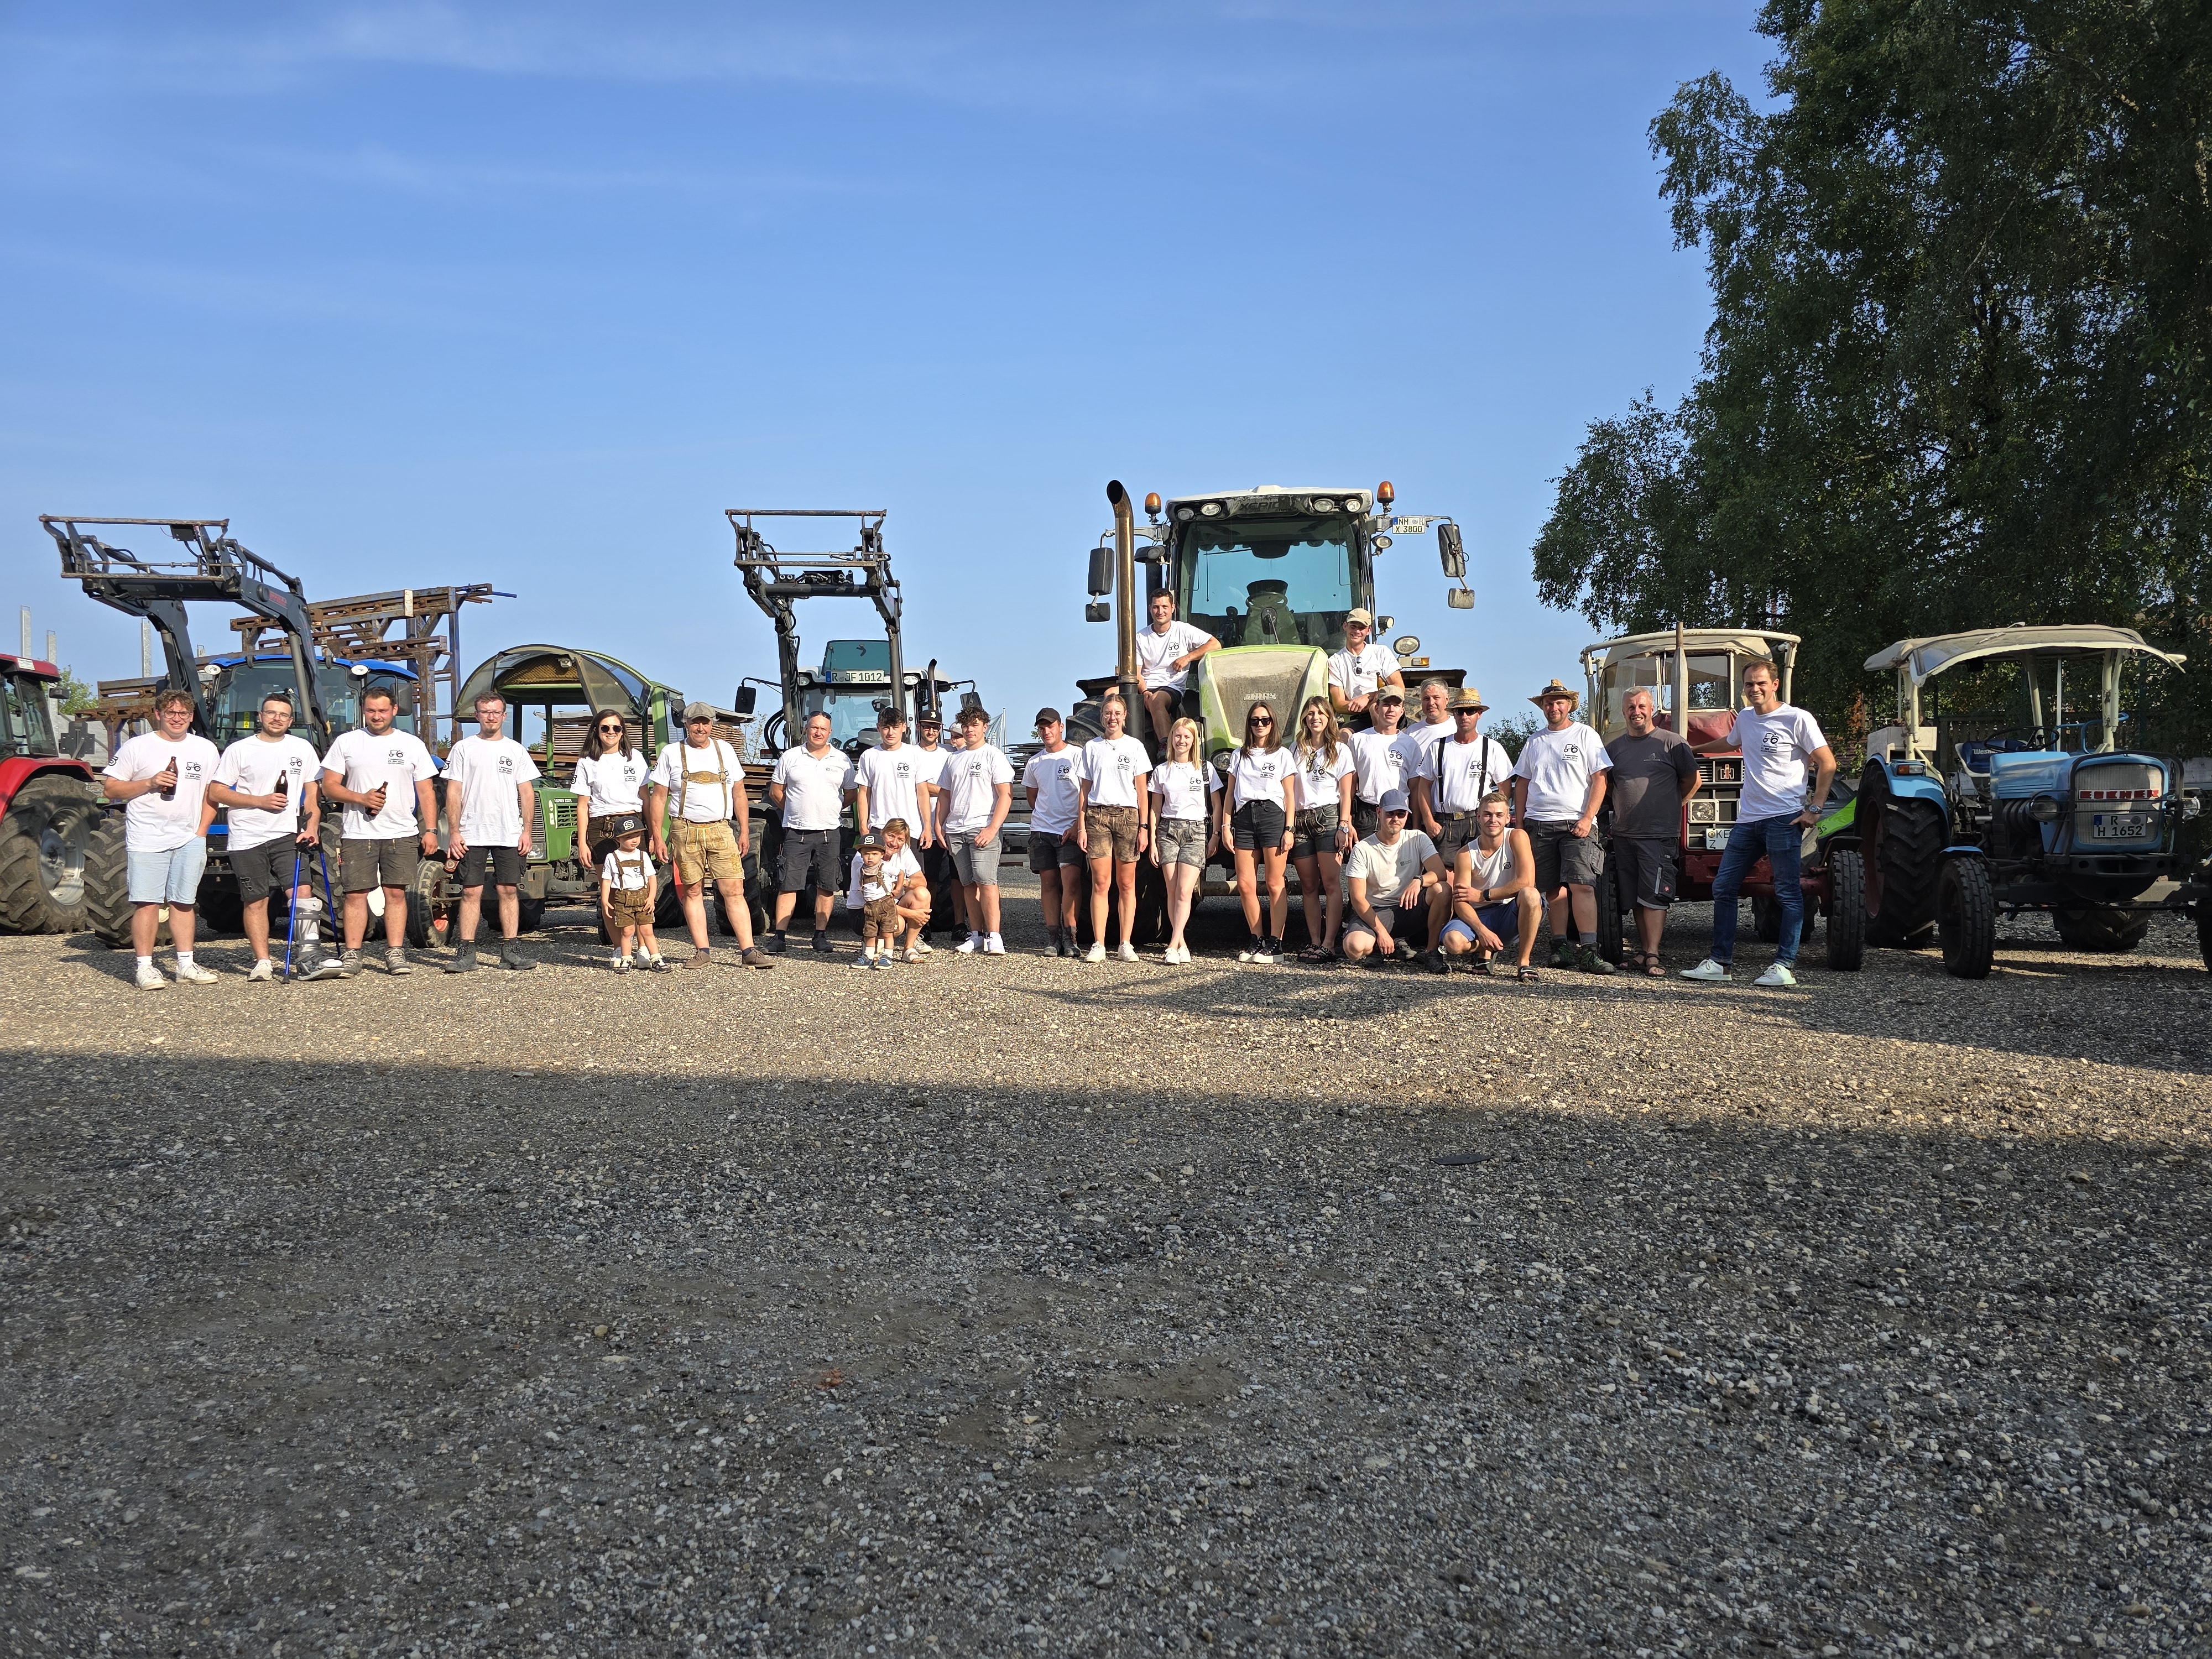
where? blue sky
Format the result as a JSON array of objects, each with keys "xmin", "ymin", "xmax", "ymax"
[{"xmin": 1, "ymin": 2, "xmax": 1769, "ymax": 738}]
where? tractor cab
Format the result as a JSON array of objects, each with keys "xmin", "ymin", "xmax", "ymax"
[
  {"xmin": 1858, "ymin": 624, "xmax": 2205, "ymax": 974},
  {"xmin": 1, "ymin": 657, "xmax": 62, "ymax": 758}
]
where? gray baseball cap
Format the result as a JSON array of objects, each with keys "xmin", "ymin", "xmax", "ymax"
[
  {"xmin": 681, "ymin": 700, "xmax": 716, "ymax": 723},
  {"xmin": 1379, "ymin": 787, "xmax": 1410, "ymax": 814}
]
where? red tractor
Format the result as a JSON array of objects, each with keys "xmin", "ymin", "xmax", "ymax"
[
  {"xmin": 0, "ymin": 651, "xmax": 101, "ymax": 935},
  {"xmin": 1580, "ymin": 627, "xmax": 1865, "ymax": 971}
]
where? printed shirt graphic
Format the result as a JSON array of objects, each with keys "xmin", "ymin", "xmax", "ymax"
[
  {"xmin": 1076, "ymin": 735, "xmax": 1151, "ymax": 810},
  {"xmin": 941, "ymin": 743, "xmax": 1015, "ymax": 833},
  {"xmin": 1733, "ymin": 705, "xmax": 1828, "ymax": 822},
  {"xmin": 1292, "ymin": 742, "xmax": 1354, "ymax": 810},
  {"xmin": 1150, "ymin": 759, "xmax": 1220, "ymax": 822},
  {"xmin": 1021, "ymin": 748, "xmax": 1082, "ymax": 835},
  {"xmin": 1327, "ymin": 642, "xmax": 1397, "ymax": 698},
  {"xmin": 1134, "ymin": 620, "xmax": 1211, "ymax": 691},
  {"xmin": 213, "ymin": 733, "xmax": 322, "ymax": 852},
  {"xmin": 572, "ymin": 752, "xmax": 647, "ymax": 818},
  {"xmin": 444, "ymin": 734, "xmax": 541, "ymax": 848},
  {"xmin": 1510, "ymin": 723, "xmax": 1612, "ymax": 822},
  {"xmin": 324, "ymin": 728, "xmax": 437, "ymax": 839},
  {"xmin": 855, "ymin": 745, "xmax": 930, "ymax": 834},
  {"xmin": 114, "ymin": 732, "xmax": 221, "ymax": 853}
]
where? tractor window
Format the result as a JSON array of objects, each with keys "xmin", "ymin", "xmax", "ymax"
[
  {"xmin": 3, "ymin": 674, "xmax": 59, "ymax": 756},
  {"xmin": 1181, "ymin": 518, "xmax": 1357, "ymax": 652},
  {"xmin": 801, "ymin": 686, "xmax": 891, "ymax": 752},
  {"xmin": 1594, "ymin": 653, "xmax": 1737, "ymax": 739}
]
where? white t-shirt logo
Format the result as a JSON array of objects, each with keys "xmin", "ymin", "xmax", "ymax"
[{"xmin": 385, "ymin": 747, "xmax": 406, "ymax": 766}]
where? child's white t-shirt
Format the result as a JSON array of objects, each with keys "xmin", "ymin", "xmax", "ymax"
[
  {"xmin": 601, "ymin": 849, "xmax": 653, "ymax": 891},
  {"xmin": 845, "ymin": 846, "xmax": 922, "ymax": 908}
]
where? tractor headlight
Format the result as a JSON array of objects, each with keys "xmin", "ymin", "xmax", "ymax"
[
  {"xmin": 1199, "ymin": 502, "xmax": 1221, "ymax": 517},
  {"xmin": 2028, "ymin": 794, "xmax": 2061, "ymax": 823},
  {"xmin": 1176, "ymin": 507, "xmax": 1194, "ymax": 522},
  {"xmin": 1310, "ymin": 497, "xmax": 1336, "ymax": 512}
]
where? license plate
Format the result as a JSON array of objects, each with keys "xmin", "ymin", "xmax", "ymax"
[
  {"xmin": 2089, "ymin": 814, "xmax": 2156, "ymax": 843},
  {"xmin": 1704, "ymin": 827, "xmax": 1730, "ymax": 850}
]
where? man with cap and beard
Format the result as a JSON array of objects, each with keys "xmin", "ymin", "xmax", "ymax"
[{"xmin": 646, "ymin": 702, "xmax": 776, "ymax": 970}]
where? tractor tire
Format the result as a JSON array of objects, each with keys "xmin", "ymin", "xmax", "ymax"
[
  {"xmin": 404, "ymin": 859, "xmax": 447, "ymax": 951},
  {"xmin": 1753, "ymin": 895, "xmax": 1819, "ymax": 949},
  {"xmin": 1594, "ymin": 848, "xmax": 1625, "ymax": 968},
  {"xmin": 0, "ymin": 774, "xmax": 100, "ymax": 935},
  {"xmin": 1868, "ymin": 791, "xmax": 1944, "ymax": 948},
  {"xmin": 1824, "ymin": 846, "xmax": 1866, "ymax": 971},
  {"xmin": 83, "ymin": 813, "xmax": 144, "ymax": 948},
  {"xmin": 2198, "ymin": 902, "xmax": 2212, "ymax": 973},
  {"xmin": 516, "ymin": 894, "xmax": 546, "ymax": 935},
  {"xmin": 2052, "ymin": 906, "xmax": 2151, "ymax": 954},
  {"xmin": 1131, "ymin": 860, "xmax": 1170, "ymax": 947},
  {"xmin": 1938, "ymin": 858, "xmax": 1996, "ymax": 979},
  {"xmin": 196, "ymin": 875, "xmax": 244, "ymax": 938}
]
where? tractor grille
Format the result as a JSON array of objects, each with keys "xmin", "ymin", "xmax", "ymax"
[
  {"xmin": 1194, "ymin": 649, "xmax": 1326, "ymax": 758},
  {"xmin": 2071, "ymin": 759, "xmax": 2164, "ymax": 851}
]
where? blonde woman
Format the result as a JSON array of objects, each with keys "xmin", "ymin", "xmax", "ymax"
[
  {"xmin": 1290, "ymin": 695, "xmax": 1355, "ymax": 962},
  {"xmin": 1214, "ymin": 700, "xmax": 1298, "ymax": 964},
  {"xmin": 1148, "ymin": 716, "xmax": 1221, "ymax": 964}
]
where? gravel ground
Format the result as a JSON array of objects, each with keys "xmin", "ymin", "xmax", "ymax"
[{"xmin": 3, "ymin": 874, "xmax": 2208, "ymax": 1658}]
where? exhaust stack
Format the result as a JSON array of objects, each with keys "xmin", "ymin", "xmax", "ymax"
[{"xmin": 1107, "ymin": 480, "xmax": 1138, "ymax": 686}]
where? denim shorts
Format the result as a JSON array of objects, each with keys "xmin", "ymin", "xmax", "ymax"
[
  {"xmin": 127, "ymin": 839, "xmax": 207, "ymax": 906},
  {"xmin": 1230, "ymin": 799, "xmax": 1287, "ymax": 852},
  {"xmin": 948, "ymin": 827, "xmax": 1003, "ymax": 886},
  {"xmin": 1290, "ymin": 804, "xmax": 1342, "ymax": 862},
  {"xmin": 1156, "ymin": 817, "xmax": 1208, "ymax": 869}
]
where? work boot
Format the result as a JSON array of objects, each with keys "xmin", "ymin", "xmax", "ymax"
[
  {"xmin": 500, "ymin": 941, "xmax": 536, "ymax": 971},
  {"xmin": 1548, "ymin": 936, "xmax": 1579, "ymax": 971},
  {"xmin": 445, "ymin": 943, "xmax": 479, "ymax": 974},
  {"xmin": 811, "ymin": 930, "xmax": 834, "ymax": 953},
  {"xmin": 684, "ymin": 948, "xmax": 713, "ymax": 970},
  {"xmin": 340, "ymin": 948, "xmax": 364, "ymax": 978},
  {"xmin": 761, "ymin": 932, "xmax": 787, "ymax": 954},
  {"xmin": 385, "ymin": 945, "xmax": 413, "ymax": 977}
]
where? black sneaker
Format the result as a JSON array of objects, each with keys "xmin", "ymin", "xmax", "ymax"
[
  {"xmin": 761, "ymin": 932, "xmax": 788, "ymax": 954},
  {"xmin": 811, "ymin": 930, "xmax": 834, "ymax": 953},
  {"xmin": 1549, "ymin": 937, "xmax": 1579, "ymax": 971},
  {"xmin": 444, "ymin": 944, "xmax": 479, "ymax": 974},
  {"xmin": 1422, "ymin": 948, "xmax": 1451, "ymax": 975},
  {"xmin": 501, "ymin": 941, "xmax": 537, "ymax": 971}
]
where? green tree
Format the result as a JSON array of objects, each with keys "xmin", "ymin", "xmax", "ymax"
[
  {"xmin": 1535, "ymin": 0, "xmax": 2212, "ymax": 745},
  {"xmin": 55, "ymin": 666, "xmax": 100, "ymax": 716}
]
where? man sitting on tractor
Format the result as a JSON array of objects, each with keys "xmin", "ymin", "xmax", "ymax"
[{"xmin": 1682, "ymin": 660, "xmax": 1836, "ymax": 989}]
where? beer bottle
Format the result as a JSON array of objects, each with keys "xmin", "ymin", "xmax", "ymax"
[
  {"xmin": 274, "ymin": 769, "xmax": 290, "ymax": 803},
  {"xmin": 156, "ymin": 759, "xmax": 178, "ymax": 802}
]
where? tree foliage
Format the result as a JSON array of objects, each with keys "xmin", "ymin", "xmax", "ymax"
[{"xmin": 1535, "ymin": 0, "xmax": 2212, "ymax": 743}]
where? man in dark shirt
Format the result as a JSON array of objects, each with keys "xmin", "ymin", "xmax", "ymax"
[{"xmin": 1604, "ymin": 687, "xmax": 1700, "ymax": 974}]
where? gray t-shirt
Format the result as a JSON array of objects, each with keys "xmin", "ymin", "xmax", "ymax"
[
  {"xmin": 1345, "ymin": 830, "xmax": 1438, "ymax": 896},
  {"xmin": 1604, "ymin": 728, "xmax": 1697, "ymax": 839}
]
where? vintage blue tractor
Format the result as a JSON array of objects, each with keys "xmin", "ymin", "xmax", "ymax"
[{"xmin": 1855, "ymin": 625, "xmax": 2208, "ymax": 977}]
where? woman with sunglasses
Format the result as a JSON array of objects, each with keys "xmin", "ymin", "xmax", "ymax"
[
  {"xmin": 1215, "ymin": 700, "xmax": 1299, "ymax": 963},
  {"xmin": 572, "ymin": 708, "xmax": 646, "ymax": 874}
]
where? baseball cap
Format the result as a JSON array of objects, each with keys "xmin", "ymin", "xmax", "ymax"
[
  {"xmin": 1376, "ymin": 686, "xmax": 1406, "ymax": 705},
  {"xmin": 1035, "ymin": 707, "xmax": 1062, "ymax": 727},
  {"xmin": 1345, "ymin": 607, "xmax": 1374, "ymax": 626},
  {"xmin": 681, "ymin": 700, "xmax": 716, "ymax": 723},
  {"xmin": 857, "ymin": 832, "xmax": 884, "ymax": 851},
  {"xmin": 1379, "ymin": 787, "xmax": 1410, "ymax": 814},
  {"xmin": 918, "ymin": 708, "xmax": 942, "ymax": 726}
]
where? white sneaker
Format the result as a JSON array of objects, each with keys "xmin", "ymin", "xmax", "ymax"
[
  {"xmin": 1084, "ymin": 942, "xmax": 1107, "ymax": 963},
  {"xmin": 1116, "ymin": 942, "xmax": 1139, "ymax": 963},
  {"xmin": 984, "ymin": 933, "xmax": 1006, "ymax": 955},
  {"xmin": 134, "ymin": 962, "xmax": 168, "ymax": 990},
  {"xmin": 1679, "ymin": 958, "xmax": 1733, "ymax": 982},
  {"xmin": 1754, "ymin": 962, "xmax": 1798, "ymax": 988},
  {"xmin": 915, "ymin": 939, "xmax": 934, "ymax": 955},
  {"xmin": 956, "ymin": 932, "xmax": 981, "ymax": 954},
  {"xmin": 246, "ymin": 958, "xmax": 274, "ymax": 983},
  {"xmin": 1167, "ymin": 945, "xmax": 1189, "ymax": 965},
  {"xmin": 174, "ymin": 960, "xmax": 220, "ymax": 985},
  {"xmin": 1237, "ymin": 940, "xmax": 1258, "ymax": 963}
]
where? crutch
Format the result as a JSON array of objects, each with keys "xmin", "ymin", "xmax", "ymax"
[{"xmin": 296, "ymin": 838, "xmax": 349, "ymax": 981}]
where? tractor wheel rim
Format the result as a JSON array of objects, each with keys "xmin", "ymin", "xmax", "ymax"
[{"xmin": 39, "ymin": 825, "xmax": 86, "ymax": 904}]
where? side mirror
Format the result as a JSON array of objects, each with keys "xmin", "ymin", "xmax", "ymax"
[
  {"xmin": 732, "ymin": 685, "xmax": 758, "ymax": 716},
  {"xmin": 1438, "ymin": 521, "xmax": 1467, "ymax": 580},
  {"xmin": 1447, "ymin": 589, "xmax": 1475, "ymax": 610},
  {"xmin": 1087, "ymin": 545, "xmax": 1114, "ymax": 596},
  {"xmin": 1086, "ymin": 601, "xmax": 1111, "ymax": 623}
]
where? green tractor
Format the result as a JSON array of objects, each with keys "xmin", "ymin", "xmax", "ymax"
[
  {"xmin": 434, "ymin": 646, "xmax": 759, "ymax": 944},
  {"xmin": 1071, "ymin": 478, "xmax": 1472, "ymax": 941},
  {"xmin": 1855, "ymin": 624, "xmax": 2208, "ymax": 975}
]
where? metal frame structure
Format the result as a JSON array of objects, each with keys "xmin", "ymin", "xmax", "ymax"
[
  {"xmin": 232, "ymin": 583, "xmax": 503, "ymax": 746},
  {"xmin": 728, "ymin": 508, "xmax": 912, "ymax": 747}
]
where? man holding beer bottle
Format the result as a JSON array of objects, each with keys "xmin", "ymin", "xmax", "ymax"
[
  {"xmin": 319, "ymin": 686, "xmax": 440, "ymax": 976},
  {"xmin": 207, "ymin": 690, "xmax": 326, "ymax": 981},
  {"xmin": 103, "ymin": 687, "xmax": 222, "ymax": 990}
]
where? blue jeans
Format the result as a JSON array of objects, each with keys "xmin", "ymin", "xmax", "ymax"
[{"xmin": 1709, "ymin": 813, "xmax": 1803, "ymax": 966}]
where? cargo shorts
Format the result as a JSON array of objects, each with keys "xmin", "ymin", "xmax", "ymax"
[
  {"xmin": 1082, "ymin": 804, "xmax": 1142, "ymax": 863},
  {"xmin": 669, "ymin": 818, "xmax": 743, "ymax": 886}
]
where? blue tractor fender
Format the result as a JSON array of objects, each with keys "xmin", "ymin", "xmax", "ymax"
[
  {"xmin": 1866, "ymin": 757, "xmax": 1953, "ymax": 813},
  {"xmin": 1940, "ymin": 844, "xmax": 1984, "ymax": 859}
]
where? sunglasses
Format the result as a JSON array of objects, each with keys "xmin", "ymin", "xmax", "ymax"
[
  {"xmin": 597, "ymin": 722, "xmax": 624, "ymax": 732},
  {"xmin": 1249, "ymin": 716, "xmax": 1274, "ymax": 727}
]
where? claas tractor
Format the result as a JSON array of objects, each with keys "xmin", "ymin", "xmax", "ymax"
[
  {"xmin": 1856, "ymin": 624, "xmax": 2207, "ymax": 977},
  {"xmin": 1580, "ymin": 627, "xmax": 1865, "ymax": 971},
  {"xmin": 1071, "ymin": 478, "xmax": 1472, "ymax": 942},
  {"xmin": 0, "ymin": 649, "xmax": 101, "ymax": 935}
]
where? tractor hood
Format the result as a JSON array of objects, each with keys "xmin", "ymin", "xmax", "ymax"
[
  {"xmin": 1191, "ymin": 646, "xmax": 1329, "ymax": 762},
  {"xmin": 1864, "ymin": 625, "xmax": 2187, "ymax": 684}
]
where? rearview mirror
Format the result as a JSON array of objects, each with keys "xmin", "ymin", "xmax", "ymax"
[
  {"xmin": 1087, "ymin": 546, "xmax": 1114, "ymax": 596},
  {"xmin": 1438, "ymin": 522, "xmax": 1467, "ymax": 580},
  {"xmin": 732, "ymin": 686, "xmax": 758, "ymax": 716},
  {"xmin": 1086, "ymin": 601, "xmax": 1111, "ymax": 623},
  {"xmin": 1447, "ymin": 589, "xmax": 1475, "ymax": 610}
]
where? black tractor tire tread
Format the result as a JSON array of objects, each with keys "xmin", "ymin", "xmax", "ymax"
[
  {"xmin": 0, "ymin": 774, "xmax": 100, "ymax": 935},
  {"xmin": 1825, "ymin": 846, "xmax": 1866, "ymax": 971},
  {"xmin": 2197, "ymin": 902, "xmax": 2212, "ymax": 974},
  {"xmin": 1594, "ymin": 849, "xmax": 1625, "ymax": 967},
  {"xmin": 196, "ymin": 878, "xmax": 244, "ymax": 938},
  {"xmin": 516, "ymin": 895, "xmax": 546, "ymax": 935},
  {"xmin": 1871, "ymin": 795, "xmax": 1946, "ymax": 947},
  {"xmin": 84, "ymin": 813, "xmax": 144, "ymax": 948},
  {"xmin": 2051, "ymin": 906, "xmax": 2151, "ymax": 954},
  {"xmin": 1939, "ymin": 857, "xmax": 1997, "ymax": 979}
]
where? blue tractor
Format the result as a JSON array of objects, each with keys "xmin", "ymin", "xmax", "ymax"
[{"xmin": 1855, "ymin": 624, "xmax": 2209, "ymax": 977}]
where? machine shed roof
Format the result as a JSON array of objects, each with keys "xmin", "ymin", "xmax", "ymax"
[{"xmin": 1864, "ymin": 624, "xmax": 2187, "ymax": 682}]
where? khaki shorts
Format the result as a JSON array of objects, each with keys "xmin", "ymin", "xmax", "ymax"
[
  {"xmin": 860, "ymin": 893, "xmax": 901, "ymax": 942},
  {"xmin": 669, "ymin": 818, "xmax": 743, "ymax": 886},
  {"xmin": 1083, "ymin": 804, "xmax": 1141, "ymax": 863},
  {"xmin": 607, "ymin": 885, "xmax": 654, "ymax": 926}
]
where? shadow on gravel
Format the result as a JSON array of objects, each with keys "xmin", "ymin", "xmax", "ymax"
[{"xmin": 3, "ymin": 1044, "xmax": 2207, "ymax": 1656}]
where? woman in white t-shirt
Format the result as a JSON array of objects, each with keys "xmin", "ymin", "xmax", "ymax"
[
  {"xmin": 1290, "ymin": 695, "xmax": 1357, "ymax": 963},
  {"xmin": 1147, "ymin": 717, "xmax": 1221, "ymax": 966},
  {"xmin": 571, "ymin": 708, "xmax": 648, "ymax": 871},
  {"xmin": 1213, "ymin": 700, "xmax": 1299, "ymax": 964}
]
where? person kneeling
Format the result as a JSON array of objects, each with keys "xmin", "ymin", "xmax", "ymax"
[
  {"xmin": 1441, "ymin": 791, "xmax": 1542, "ymax": 980},
  {"xmin": 1338, "ymin": 789, "xmax": 1451, "ymax": 967}
]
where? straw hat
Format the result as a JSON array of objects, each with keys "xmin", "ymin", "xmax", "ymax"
[{"xmin": 1528, "ymin": 678, "xmax": 1580, "ymax": 708}]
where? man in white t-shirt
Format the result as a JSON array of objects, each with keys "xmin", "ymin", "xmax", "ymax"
[
  {"xmin": 1682, "ymin": 659, "xmax": 1837, "ymax": 989},
  {"xmin": 1509, "ymin": 678, "xmax": 1614, "ymax": 976},
  {"xmin": 1327, "ymin": 608, "xmax": 1404, "ymax": 721},
  {"xmin": 207, "ymin": 689, "xmax": 325, "ymax": 982},
  {"xmin": 766, "ymin": 711, "xmax": 857, "ymax": 953},
  {"xmin": 936, "ymin": 705, "xmax": 1015, "ymax": 953},
  {"xmin": 103, "ymin": 687, "xmax": 223, "ymax": 989},
  {"xmin": 1411, "ymin": 679, "xmax": 1454, "ymax": 748},
  {"xmin": 440, "ymin": 693, "xmax": 542, "ymax": 973},
  {"xmin": 319, "ymin": 686, "xmax": 440, "ymax": 977},
  {"xmin": 1073, "ymin": 693, "xmax": 1152, "ymax": 962},
  {"xmin": 1345, "ymin": 686, "xmax": 1425, "ymax": 838},
  {"xmin": 1022, "ymin": 707, "xmax": 1085, "ymax": 956},
  {"xmin": 1133, "ymin": 592, "xmax": 1217, "ymax": 750},
  {"xmin": 853, "ymin": 707, "xmax": 933, "ymax": 843},
  {"xmin": 646, "ymin": 702, "xmax": 773, "ymax": 969},
  {"xmin": 1410, "ymin": 686, "xmax": 1512, "ymax": 860},
  {"xmin": 1338, "ymin": 790, "xmax": 1452, "ymax": 965}
]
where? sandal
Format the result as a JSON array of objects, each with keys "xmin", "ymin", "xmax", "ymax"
[
  {"xmin": 1297, "ymin": 945, "xmax": 1332, "ymax": 963},
  {"xmin": 1515, "ymin": 963, "xmax": 1540, "ymax": 983},
  {"xmin": 1642, "ymin": 953, "xmax": 1666, "ymax": 977}
]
